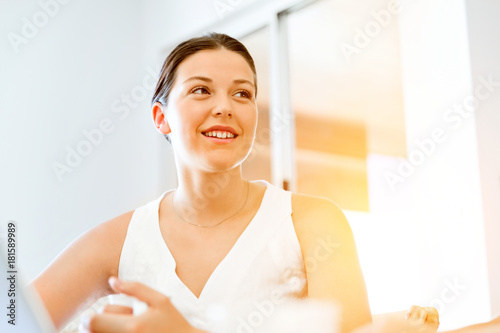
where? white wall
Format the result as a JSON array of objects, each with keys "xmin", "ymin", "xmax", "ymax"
[
  {"xmin": 140, "ymin": 0, "xmax": 265, "ymax": 53},
  {"xmin": 0, "ymin": 0, "xmax": 174, "ymax": 281}
]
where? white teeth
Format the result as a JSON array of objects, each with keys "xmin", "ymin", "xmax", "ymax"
[{"xmin": 204, "ymin": 131, "xmax": 235, "ymax": 139}]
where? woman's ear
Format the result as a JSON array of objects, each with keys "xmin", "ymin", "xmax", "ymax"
[{"xmin": 152, "ymin": 102, "xmax": 171, "ymax": 135}]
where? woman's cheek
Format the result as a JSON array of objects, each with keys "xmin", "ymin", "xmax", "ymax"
[{"xmin": 245, "ymin": 109, "xmax": 258, "ymax": 134}]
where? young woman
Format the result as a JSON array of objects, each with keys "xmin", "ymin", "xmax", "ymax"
[{"xmin": 34, "ymin": 33, "xmax": 442, "ymax": 333}]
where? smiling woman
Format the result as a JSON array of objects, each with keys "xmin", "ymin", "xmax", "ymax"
[
  {"xmin": 151, "ymin": 33, "xmax": 257, "ymax": 143},
  {"xmin": 151, "ymin": 44, "xmax": 258, "ymax": 174},
  {"xmin": 31, "ymin": 32, "xmax": 450, "ymax": 333}
]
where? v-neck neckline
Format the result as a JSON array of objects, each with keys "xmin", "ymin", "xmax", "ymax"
[{"xmin": 154, "ymin": 180, "xmax": 271, "ymax": 302}]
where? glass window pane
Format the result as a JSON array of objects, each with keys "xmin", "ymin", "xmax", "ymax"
[{"xmin": 287, "ymin": 0, "xmax": 406, "ymax": 211}]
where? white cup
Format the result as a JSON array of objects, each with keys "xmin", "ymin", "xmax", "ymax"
[
  {"xmin": 107, "ymin": 294, "xmax": 148, "ymax": 316},
  {"xmin": 256, "ymin": 299, "xmax": 340, "ymax": 333}
]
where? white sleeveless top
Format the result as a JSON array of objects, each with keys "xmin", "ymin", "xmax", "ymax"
[{"xmin": 118, "ymin": 180, "xmax": 307, "ymax": 332}]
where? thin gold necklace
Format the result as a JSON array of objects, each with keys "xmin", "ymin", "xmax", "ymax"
[{"xmin": 171, "ymin": 181, "xmax": 249, "ymax": 228}]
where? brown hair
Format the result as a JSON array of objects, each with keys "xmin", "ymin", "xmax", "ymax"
[{"xmin": 152, "ymin": 32, "xmax": 257, "ymax": 142}]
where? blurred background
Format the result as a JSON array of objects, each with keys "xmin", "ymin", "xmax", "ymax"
[{"xmin": 1, "ymin": 0, "xmax": 499, "ymax": 330}]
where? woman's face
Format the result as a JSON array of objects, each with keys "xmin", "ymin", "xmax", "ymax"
[{"xmin": 163, "ymin": 49, "xmax": 258, "ymax": 172}]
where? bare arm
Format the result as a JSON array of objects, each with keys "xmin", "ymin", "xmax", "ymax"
[
  {"xmin": 442, "ymin": 315, "xmax": 500, "ymax": 333},
  {"xmin": 292, "ymin": 194, "xmax": 372, "ymax": 333},
  {"xmin": 352, "ymin": 314, "xmax": 500, "ymax": 333},
  {"xmin": 31, "ymin": 211, "xmax": 133, "ymax": 330}
]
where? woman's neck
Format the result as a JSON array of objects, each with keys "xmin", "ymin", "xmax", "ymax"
[{"xmin": 173, "ymin": 166, "xmax": 249, "ymax": 226}]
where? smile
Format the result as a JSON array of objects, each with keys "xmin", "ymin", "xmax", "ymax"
[{"xmin": 202, "ymin": 130, "xmax": 236, "ymax": 139}]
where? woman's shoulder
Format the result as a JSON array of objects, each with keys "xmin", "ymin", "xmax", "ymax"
[
  {"xmin": 290, "ymin": 192, "xmax": 352, "ymax": 243},
  {"xmin": 72, "ymin": 210, "xmax": 136, "ymax": 269},
  {"xmin": 98, "ymin": 191, "xmax": 168, "ymax": 245},
  {"xmin": 73, "ymin": 210, "xmax": 136, "ymax": 280},
  {"xmin": 94, "ymin": 210, "xmax": 135, "ymax": 240},
  {"xmin": 291, "ymin": 192, "xmax": 346, "ymax": 223},
  {"xmin": 80, "ymin": 210, "xmax": 135, "ymax": 259}
]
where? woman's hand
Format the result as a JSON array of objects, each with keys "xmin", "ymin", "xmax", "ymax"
[
  {"xmin": 405, "ymin": 305, "xmax": 440, "ymax": 330},
  {"xmin": 79, "ymin": 277, "xmax": 205, "ymax": 333},
  {"xmin": 351, "ymin": 307, "xmax": 439, "ymax": 333}
]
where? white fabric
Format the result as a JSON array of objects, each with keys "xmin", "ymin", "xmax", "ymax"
[{"xmin": 118, "ymin": 180, "xmax": 307, "ymax": 332}]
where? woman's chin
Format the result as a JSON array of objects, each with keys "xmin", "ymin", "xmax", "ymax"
[{"xmin": 198, "ymin": 155, "xmax": 246, "ymax": 173}]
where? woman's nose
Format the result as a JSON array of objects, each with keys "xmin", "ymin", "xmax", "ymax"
[{"xmin": 212, "ymin": 95, "xmax": 233, "ymax": 118}]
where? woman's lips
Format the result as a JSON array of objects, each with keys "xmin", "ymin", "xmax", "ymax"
[{"xmin": 201, "ymin": 125, "xmax": 238, "ymax": 136}]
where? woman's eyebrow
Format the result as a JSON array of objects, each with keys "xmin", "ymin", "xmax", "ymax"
[
  {"xmin": 233, "ymin": 79, "xmax": 254, "ymax": 87},
  {"xmin": 183, "ymin": 76, "xmax": 212, "ymax": 84}
]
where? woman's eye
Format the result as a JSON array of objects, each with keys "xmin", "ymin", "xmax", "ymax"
[
  {"xmin": 191, "ymin": 87, "xmax": 210, "ymax": 94},
  {"xmin": 235, "ymin": 90, "xmax": 252, "ymax": 98}
]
